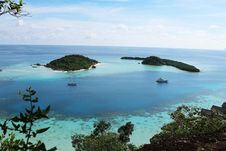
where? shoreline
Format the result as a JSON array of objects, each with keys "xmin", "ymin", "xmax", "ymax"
[
  {"xmin": 50, "ymin": 63, "xmax": 101, "ymax": 73},
  {"xmin": 0, "ymin": 92, "xmax": 223, "ymax": 151}
]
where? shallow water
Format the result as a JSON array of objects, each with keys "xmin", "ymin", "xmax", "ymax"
[{"xmin": 0, "ymin": 45, "xmax": 226, "ymax": 150}]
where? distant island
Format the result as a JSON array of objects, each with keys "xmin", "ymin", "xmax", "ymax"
[
  {"xmin": 121, "ymin": 57, "xmax": 145, "ymax": 60},
  {"xmin": 46, "ymin": 55, "xmax": 98, "ymax": 71},
  {"xmin": 121, "ymin": 56, "xmax": 200, "ymax": 72}
]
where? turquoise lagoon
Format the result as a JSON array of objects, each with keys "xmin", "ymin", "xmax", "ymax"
[{"xmin": 0, "ymin": 45, "xmax": 226, "ymax": 150}]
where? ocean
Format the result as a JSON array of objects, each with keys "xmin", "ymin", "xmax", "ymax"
[{"xmin": 0, "ymin": 45, "xmax": 226, "ymax": 150}]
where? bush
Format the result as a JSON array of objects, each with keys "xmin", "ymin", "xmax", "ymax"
[
  {"xmin": 150, "ymin": 105, "xmax": 226, "ymax": 143},
  {"xmin": 72, "ymin": 121, "xmax": 136, "ymax": 151},
  {"xmin": 0, "ymin": 133, "xmax": 23, "ymax": 150},
  {"xmin": 0, "ymin": 87, "xmax": 56, "ymax": 151},
  {"xmin": 72, "ymin": 133, "xmax": 128, "ymax": 151},
  {"xmin": 118, "ymin": 122, "xmax": 134, "ymax": 143},
  {"xmin": 92, "ymin": 120, "xmax": 111, "ymax": 137}
]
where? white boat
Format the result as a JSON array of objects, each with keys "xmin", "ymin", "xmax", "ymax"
[
  {"xmin": 67, "ymin": 76, "xmax": 77, "ymax": 87},
  {"xmin": 156, "ymin": 78, "xmax": 168, "ymax": 83}
]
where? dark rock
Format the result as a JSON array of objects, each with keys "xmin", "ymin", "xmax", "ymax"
[
  {"xmin": 211, "ymin": 105, "xmax": 225, "ymax": 114},
  {"xmin": 222, "ymin": 102, "xmax": 226, "ymax": 109},
  {"xmin": 137, "ymin": 133, "xmax": 226, "ymax": 151},
  {"xmin": 201, "ymin": 109, "xmax": 212, "ymax": 116},
  {"xmin": 92, "ymin": 65, "xmax": 96, "ymax": 69}
]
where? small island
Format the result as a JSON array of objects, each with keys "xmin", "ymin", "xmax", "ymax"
[
  {"xmin": 121, "ymin": 57, "xmax": 145, "ymax": 60},
  {"xmin": 34, "ymin": 63, "xmax": 42, "ymax": 66},
  {"xmin": 121, "ymin": 56, "xmax": 200, "ymax": 72},
  {"xmin": 46, "ymin": 55, "xmax": 98, "ymax": 71},
  {"xmin": 31, "ymin": 63, "xmax": 43, "ymax": 68}
]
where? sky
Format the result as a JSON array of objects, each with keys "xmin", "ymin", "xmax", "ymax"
[{"xmin": 1, "ymin": 0, "xmax": 226, "ymax": 50}]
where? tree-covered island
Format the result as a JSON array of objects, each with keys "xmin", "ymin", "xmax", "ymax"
[
  {"xmin": 121, "ymin": 56, "xmax": 200, "ymax": 72},
  {"xmin": 45, "ymin": 55, "xmax": 98, "ymax": 71}
]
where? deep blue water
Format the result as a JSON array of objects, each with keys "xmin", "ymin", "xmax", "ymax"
[{"xmin": 1, "ymin": 45, "xmax": 226, "ymax": 117}]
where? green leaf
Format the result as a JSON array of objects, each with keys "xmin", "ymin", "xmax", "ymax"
[
  {"xmin": 21, "ymin": 123, "xmax": 27, "ymax": 133},
  {"xmin": 20, "ymin": 113, "xmax": 25, "ymax": 120},
  {"xmin": 32, "ymin": 97, "xmax": 38, "ymax": 103},
  {"xmin": 35, "ymin": 142, "xmax": 48, "ymax": 150},
  {"xmin": 44, "ymin": 105, "xmax": 51, "ymax": 115},
  {"xmin": 23, "ymin": 94, "xmax": 31, "ymax": 101},
  {"xmin": 0, "ymin": 121, "xmax": 8, "ymax": 135},
  {"xmin": 32, "ymin": 132, "xmax": 37, "ymax": 137},
  {"xmin": 26, "ymin": 108, "xmax": 31, "ymax": 114},
  {"xmin": 11, "ymin": 116, "xmax": 20, "ymax": 122},
  {"xmin": 30, "ymin": 89, "xmax": 36, "ymax": 96},
  {"xmin": 36, "ymin": 127, "xmax": 50, "ymax": 134},
  {"xmin": 12, "ymin": 122, "xmax": 20, "ymax": 130},
  {"xmin": 19, "ymin": 0, "xmax": 23, "ymax": 6}
]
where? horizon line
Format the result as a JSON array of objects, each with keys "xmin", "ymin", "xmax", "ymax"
[{"xmin": 0, "ymin": 43, "xmax": 224, "ymax": 52}]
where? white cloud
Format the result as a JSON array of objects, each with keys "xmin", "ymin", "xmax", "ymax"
[
  {"xmin": 209, "ymin": 25, "xmax": 221, "ymax": 30},
  {"xmin": 114, "ymin": 24, "xmax": 129, "ymax": 31},
  {"xmin": 17, "ymin": 19, "xmax": 24, "ymax": 26},
  {"xmin": 1, "ymin": 16, "xmax": 226, "ymax": 50},
  {"xmin": 1, "ymin": 1, "xmax": 226, "ymax": 50},
  {"xmin": 27, "ymin": 5, "xmax": 85, "ymax": 14},
  {"xmin": 25, "ymin": 5, "xmax": 125, "ymax": 19}
]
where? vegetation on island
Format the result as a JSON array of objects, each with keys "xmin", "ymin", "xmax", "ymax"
[
  {"xmin": 121, "ymin": 56, "xmax": 200, "ymax": 72},
  {"xmin": 0, "ymin": 87, "xmax": 56, "ymax": 151},
  {"xmin": 143, "ymin": 56, "xmax": 200, "ymax": 72},
  {"xmin": 138, "ymin": 105, "xmax": 226, "ymax": 151},
  {"xmin": 46, "ymin": 55, "xmax": 98, "ymax": 71},
  {"xmin": 0, "ymin": 0, "xmax": 27, "ymax": 17},
  {"xmin": 121, "ymin": 57, "xmax": 145, "ymax": 60},
  {"xmin": 72, "ymin": 120, "xmax": 136, "ymax": 151}
]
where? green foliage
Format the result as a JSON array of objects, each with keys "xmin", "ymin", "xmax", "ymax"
[
  {"xmin": 118, "ymin": 122, "xmax": 134, "ymax": 143},
  {"xmin": 72, "ymin": 133, "xmax": 128, "ymax": 151},
  {"xmin": 120, "ymin": 56, "xmax": 200, "ymax": 72},
  {"xmin": 121, "ymin": 57, "xmax": 145, "ymax": 60},
  {"xmin": 0, "ymin": 87, "xmax": 56, "ymax": 151},
  {"xmin": 46, "ymin": 55, "xmax": 98, "ymax": 71},
  {"xmin": 72, "ymin": 121, "xmax": 135, "ymax": 151},
  {"xmin": 142, "ymin": 56, "xmax": 200, "ymax": 72},
  {"xmin": 162, "ymin": 59, "xmax": 200, "ymax": 72},
  {"xmin": 0, "ymin": 0, "xmax": 27, "ymax": 17},
  {"xmin": 92, "ymin": 120, "xmax": 111, "ymax": 136},
  {"xmin": 0, "ymin": 133, "xmax": 23, "ymax": 150},
  {"xmin": 150, "ymin": 105, "xmax": 226, "ymax": 143},
  {"xmin": 142, "ymin": 56, "xmax": 164, "ymax": 65}
]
